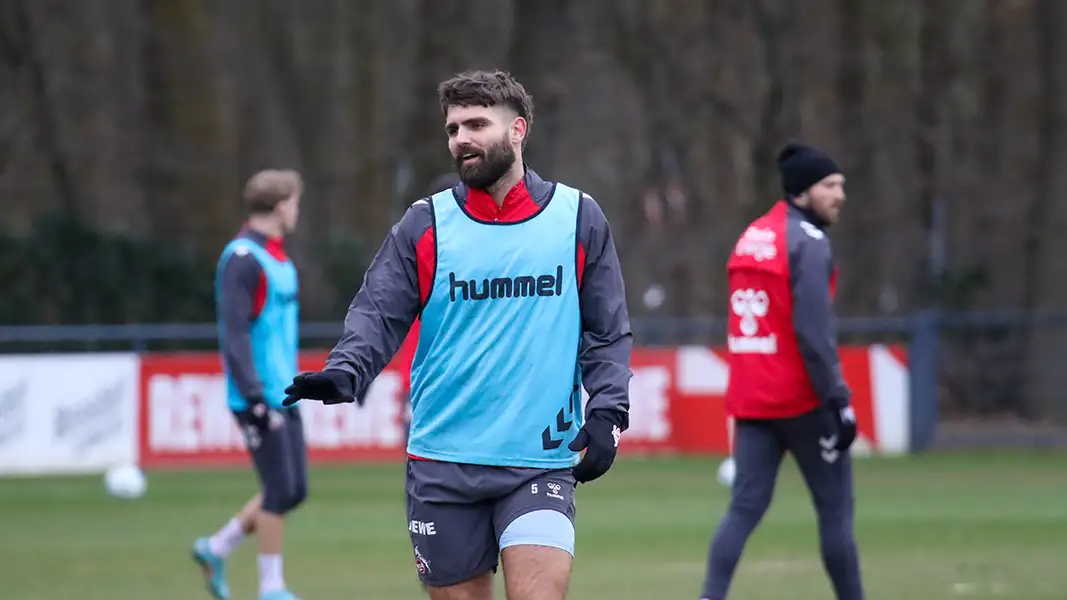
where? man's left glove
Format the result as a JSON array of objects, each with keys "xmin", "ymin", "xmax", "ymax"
[
  {"xmin": 568, "ymin": 410, "xmax": 624, "ymax": 484},
  {"xmin": 245, "ymin": 394, "xmax": 275, "ymax": 431},
  {"xmin": 239, "ymin": 394, "xmax": 283, "ymax": 450},
  {"xmin": 283, "ymin": 369, "xmax": 360, "ymax": 407},
  {"xmin": 832, "ymin": 404, "xmax": 858, "ymax": 451}
]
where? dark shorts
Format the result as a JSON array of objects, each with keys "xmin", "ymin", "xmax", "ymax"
[
  {"xmin": 732, "ymin": 407, "xmax": 854, "ymax": 518},
  {"xmin": 405, "ymin": 458, "xmax": 577, "ymax": 587},
  {"xmin": 234, "ymin": 406, "xmax": 309, "ymax": 515}
]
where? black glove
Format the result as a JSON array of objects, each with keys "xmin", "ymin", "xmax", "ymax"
[
  {"xmin": 829, "ymin": 404, "xmax": 857, "ymax": 451},
  {"xmin": 238, "ymin": 394, "xmax": 282, "ymax": 450},
  {"xmin": 245, "ymin": 394, "xmax": 273, "ymax": 431},
  {"xmin": 568, "ymin": 410, "xmax": 624, "ymax": 484},
  {"xmin": 815, "ymin": 399, "xmax": 857, "ymax": 450},
  {"xmin": 282, "ymin": 369, "xmax": 361, "ymax": 407}
]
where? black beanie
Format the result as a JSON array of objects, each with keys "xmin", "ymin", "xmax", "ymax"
[{"xmin": 777, "ymin": 141, "xmax": 842, "ymax": 197}]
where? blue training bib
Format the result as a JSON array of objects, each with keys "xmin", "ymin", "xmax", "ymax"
[
  {"xmin": 407, "ymin": 184, "xmax": 584, "ymax": 468},
  {"xmin": 215, "ymin": 239, "xmax": 300, "ymax": 410}
]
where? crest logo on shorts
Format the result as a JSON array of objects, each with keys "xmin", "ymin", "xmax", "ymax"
[
  {"xmin": 414, "ymin": 545, "xmax": 432, "ymax": 575},
  {"xmin": 546, "ymin": 482, "xmax": 565, "ymax": 500}
]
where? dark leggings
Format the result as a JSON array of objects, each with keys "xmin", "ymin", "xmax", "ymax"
[{"xmin": 702, "ymin": 409, "xmax": 864, "ymax": 600}]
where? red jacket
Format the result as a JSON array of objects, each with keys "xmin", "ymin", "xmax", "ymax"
[{"xmin": 725, "ymin": 201, "xmax": 845, "ymax": 419}]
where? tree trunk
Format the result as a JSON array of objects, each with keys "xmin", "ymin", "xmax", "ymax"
[{"xmin": 1023, "ymin": 0, "xmax": 1067, "ymax": 422}]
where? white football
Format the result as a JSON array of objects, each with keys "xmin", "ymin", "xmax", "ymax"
[
  {"xmin": 716, "ymin": 456, "xmax": 736, "ymax": 488},
  {"xmin": 104, "ymin": 463, "xmax": 147, "ymax": 500}
]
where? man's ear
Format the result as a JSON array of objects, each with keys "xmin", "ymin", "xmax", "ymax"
[{"xmin": 511, "ymin": 117, "xmax": 528, "ymax": 146}]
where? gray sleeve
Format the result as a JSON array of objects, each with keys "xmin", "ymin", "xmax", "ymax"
[
  {"xmin": 323, "ymin": 200, "xmax": 432, "ymax": 398},
  {"xmin": 219, "ymin": 252, "xmax": 265, "ymax": 400},
  {"xmin": 789, "ymin": 233, "xmax": 850, "ymax": 409},
  {"xmin": 576, "ymin": 193, "xmax": 634, "ymax": 429}
]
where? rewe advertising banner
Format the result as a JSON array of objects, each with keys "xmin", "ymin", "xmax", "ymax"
[{"xmin": 0, "ymin": 345, "xmax": 909, "ymax": 475}]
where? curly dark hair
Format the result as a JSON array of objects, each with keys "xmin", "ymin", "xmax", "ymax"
[{"xmin": 437, "ymin": 70, "xmax": 535, "ymax": 137}]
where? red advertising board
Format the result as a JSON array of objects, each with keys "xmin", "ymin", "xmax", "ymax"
[
  {"xmin": 138, "ymin": 352, "xmax": 409, "ymax": 467},
  {"xmin": 138, "ymin": 344, "xmax": 908, "ymax": 468}
]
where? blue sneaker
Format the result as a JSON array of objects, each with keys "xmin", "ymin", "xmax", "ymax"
[
  {"xmin": 260, "ymin": 590, "xmax": 301, "ymax": 600},
  {"xmin": 191, "ymin": 537, "xmax": 230, "ymax": 600}
]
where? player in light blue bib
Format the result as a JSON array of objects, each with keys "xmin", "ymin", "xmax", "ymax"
[
  {"xmin": 192, "ymin": 169, "xmax": 306, "ymax": 600},
  {"xmin": 285, "ymin": 71, "xmax": 633, "ymax": 600}
]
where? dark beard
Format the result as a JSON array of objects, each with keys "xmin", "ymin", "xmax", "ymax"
[
  {"xmin": 786, "ymin": 196, "xmax": 830, "ymax": 229},
  {"xmin": 454, "ymin": 140, "xmax": 515, "ymax": 190}
]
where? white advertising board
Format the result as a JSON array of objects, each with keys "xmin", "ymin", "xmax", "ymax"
[{"xmin": 0, "ymin": 353, "xmax": 140, "ymax": 475}]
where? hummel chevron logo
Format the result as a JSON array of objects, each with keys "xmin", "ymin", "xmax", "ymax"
[
  {"xmin": 819, "ymin": 435, "xmax": 839, "ymax": 463},
  {"xmin": 542, "ymin": 428, "xmax": 562, "ymax": 450},
  {"xmin": 542, "ymin": 408, "xmax": 574, "ymax": 450},
  {"xmin": 556, "ymin": 408, "xmax": 572, "ymax": 432}
]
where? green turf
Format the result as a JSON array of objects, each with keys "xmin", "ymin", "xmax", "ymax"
[{"xmin": 2, "ymin": 452, "xmax": 1065, "ymax": 599}]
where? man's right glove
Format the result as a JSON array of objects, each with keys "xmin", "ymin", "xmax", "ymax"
[
  {"xmin": 283, "ymin": 369, "xmax": 361, "ymax": 407},
  {"xmin": 568, "ymin": 410, "xmax": 624, "ymax": 484}
]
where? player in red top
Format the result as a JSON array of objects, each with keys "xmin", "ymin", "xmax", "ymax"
[{"xmin": 700, "ymin": 142, "xmax": 865, "ymax": 600}]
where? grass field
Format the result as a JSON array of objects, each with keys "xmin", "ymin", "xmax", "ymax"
[{"xmin": 3, "ymin": 451, "xmax": 1066, "ymax": 600}]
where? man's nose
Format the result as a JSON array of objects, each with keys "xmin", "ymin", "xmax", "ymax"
[{"xmin": 454, "ymin": 127, "xmax": 474, "ymax": 147}]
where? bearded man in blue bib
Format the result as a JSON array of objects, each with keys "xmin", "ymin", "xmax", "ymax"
[{"xmin": 283, "ymin": 70, "xmax": 633, "ymax": 600}]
